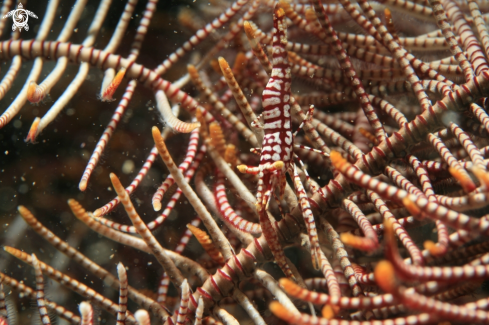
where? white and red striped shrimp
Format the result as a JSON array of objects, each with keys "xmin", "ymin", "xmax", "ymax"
[{"xmin": 238, "ymin": 7, "xmax": 321, "ymax": 274}]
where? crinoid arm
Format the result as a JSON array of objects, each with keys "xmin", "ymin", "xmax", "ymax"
[{"xmin": 4, "ymin": 0, "xmax": 489, "ymax": 324}]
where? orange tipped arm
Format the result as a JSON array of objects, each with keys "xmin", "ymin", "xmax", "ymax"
[{"xmin": 101, "ymin": 68, "xmax": 126, "ymax": 102}]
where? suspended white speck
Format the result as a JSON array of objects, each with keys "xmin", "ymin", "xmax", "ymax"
[
  {"xmin": 442, "ymin": 111, "xmax": 460, "ymax": 126},
  {"xmin": 4, "ymin": 151, "xmax": 8, "ymax": 155},
  {"xmin": 122, "ymin": 160, "xmax": 135, "ymax": 174},
  {"xmin": 74, "ymin": 28, "xmax": 78, "ymax": 33}
]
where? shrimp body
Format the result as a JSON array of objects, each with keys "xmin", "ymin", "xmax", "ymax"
[
  {"xmin": 238, "ymin": 7, "xmax": 321, "ymax": 274},
  {"xmin": 255, "ymin": 8, "xmax": 292, "ymax": 210}
]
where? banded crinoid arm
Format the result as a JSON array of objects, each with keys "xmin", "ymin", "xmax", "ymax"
[
  {"xmin": 383, "ymin": 163, "xmax": 450, "ymax": 257},
  {"xmin": 187, "ymin": 64, "xmax": 259, "ymax": 147},
  {"xmin": 152, "ymin": 127, "xmax": 201, "ymax": 212},
  {"xmin": 153, "ymin": 125, "xmax": 306, "ymax": 318},
  {"xmin": 175, "ymin": 279, "xmax": 190, "ymax": 325},
  {"xmin": 295, "ymin": 68, "xmax": 489, "ymax": 223},
  {"xmin": 96, "ymin": 0, "xmax": 137, "ymax": 103},
  {"xmin": 339, "ymin": 199, "xmax": 379, "ymax": 252},
  {"xmin": 194, "ymin": 297, "xmax": 204, "ymax": 325},
  {"xmin": 27, "ymin": 0, "xmax": 113, "ymax": 141},
  {"xmin": 31, "ymin": 0, "xmax": 154, "ymax": 142},
  {"xmin": 151, "ymin": 127, "xmax": 234, "ymax": 261},
  {"xmin": 31, "ymin": 254, "xmax": 52, "ymax": 325},
  {"xmin": 157, "ymin": 218, "xmax": 201, "ymax": 304},
  {"xmin": 1, "ymin": 272, "xmax": 81, "ymax": 324},
  {"xmin": 3, "ymin": 247, "xmax": 138, "ymax": 324},
  {"xmin": 182, "ymin": 197, "xmax": 266, "ymax": 324},
  {"xmin": 4, "ymin": 1, "xmax": 487, "ymax": 324},
  {"xmin": 383, "ymin": 219, "xmax": 489, "ymax": 282},
  {"xmin": 16, "ymin": 205, "xmax": 168, "ymax": 318},
  {"xmin": 194, "ymin": 155, "xmax": 256, "ymax": 246},
  {"xmin": 374, "ymin": 260, "xmax": 489, "ymax": 323},
  {"xmin": 116, "ymin": 263, "xmax": 128, "ymax": 325},
  {"xmin": 217, "ymin": 57, "xmax": 264, "ymax": 145},
  {"xmin": 135, "ymin": 310, "xmax": 151, "ymax": 325},
  {"xmin": 79, "ymin": 301, "xmax": 94, "ymax": 325},
  {"xmin": 337, "ymin": 0, "xmax": 452, "ymax": 116},
  {"xmin": 214, "ymin": 172, "xmax": 262, "ymax": 236},
  {"xmin": 443, "ymin": 0, "xmax": 489, "ymax": 75},
  {"xmin": 306, "ymin": 0, "xmax": 387, "ymax": 144},
  {"xmin": 468, "ymin": 1, "xmax": 489, "ymax": 67},
  {"xmin": 270, "ymin": 300, "xmax": 438, "ymax": 325},
  {"xmin": 98, "ymin": 0, "xmax": 140, "ymax": 102},
  {"xmin": 91, "ymin": 127, "xmax": 171, "ymax": 216},
  {"xmin": 155, "ymin": 90, "xmax": 201, "ymax": 133},
  {"xmin": 68, "ymin": 199, "xmax": 209, "ymax": 284},
  {"xmin": 91, "ymin": 126, "xmax": 201, "ymax": 220},
  {"xmin": 181, "ymin": 0, "xmax": 261, "ymax": 85},
  {"xmin": 78, "ymin": 80, "xmax": 141, "ymax": 192},
  {"xmin": 330, "ymin": 151, "xmax": 489, "ymax": 237},
  {"xmin": 153, "ymin": 0, "xmax": 250, "ymax": 76},
  {"xmin": 449, "ymin": 122, "xmax": 486, "ymax": 170},
  {"xmin": 428, "ymin": 0, "xmax": 474, "ymax": 81},
  {"xmin": 25, "ymin": 0, "xmax": 88, "ymax": 106},
  {"xmin": 109, "ymin": 173, "xmax": 187, "ymax": 292},
  {"xmin": 279, "ymin": 277, "xmax": 397, "ymax": 310},
  {"xmin": 427, "ymin": 132, "xmax": 477, "ymax": 193},
  {"xmin": 149, "ymin": 131, "xmax": 272, "ymax": 324},
  {"xmin": 75, "ymin": 0, "xmax": 161, "ymax": 190},
  {"xmin": 187, "ymin": 224, "xmax": 225, "ymax": 266},
  {"xmin": 0, "ymin": 37, "xmax": 217, "ymax": 132},
  {"xmin": 0, "ymin": 0, "xmax": 60, "ymax": 129}
]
